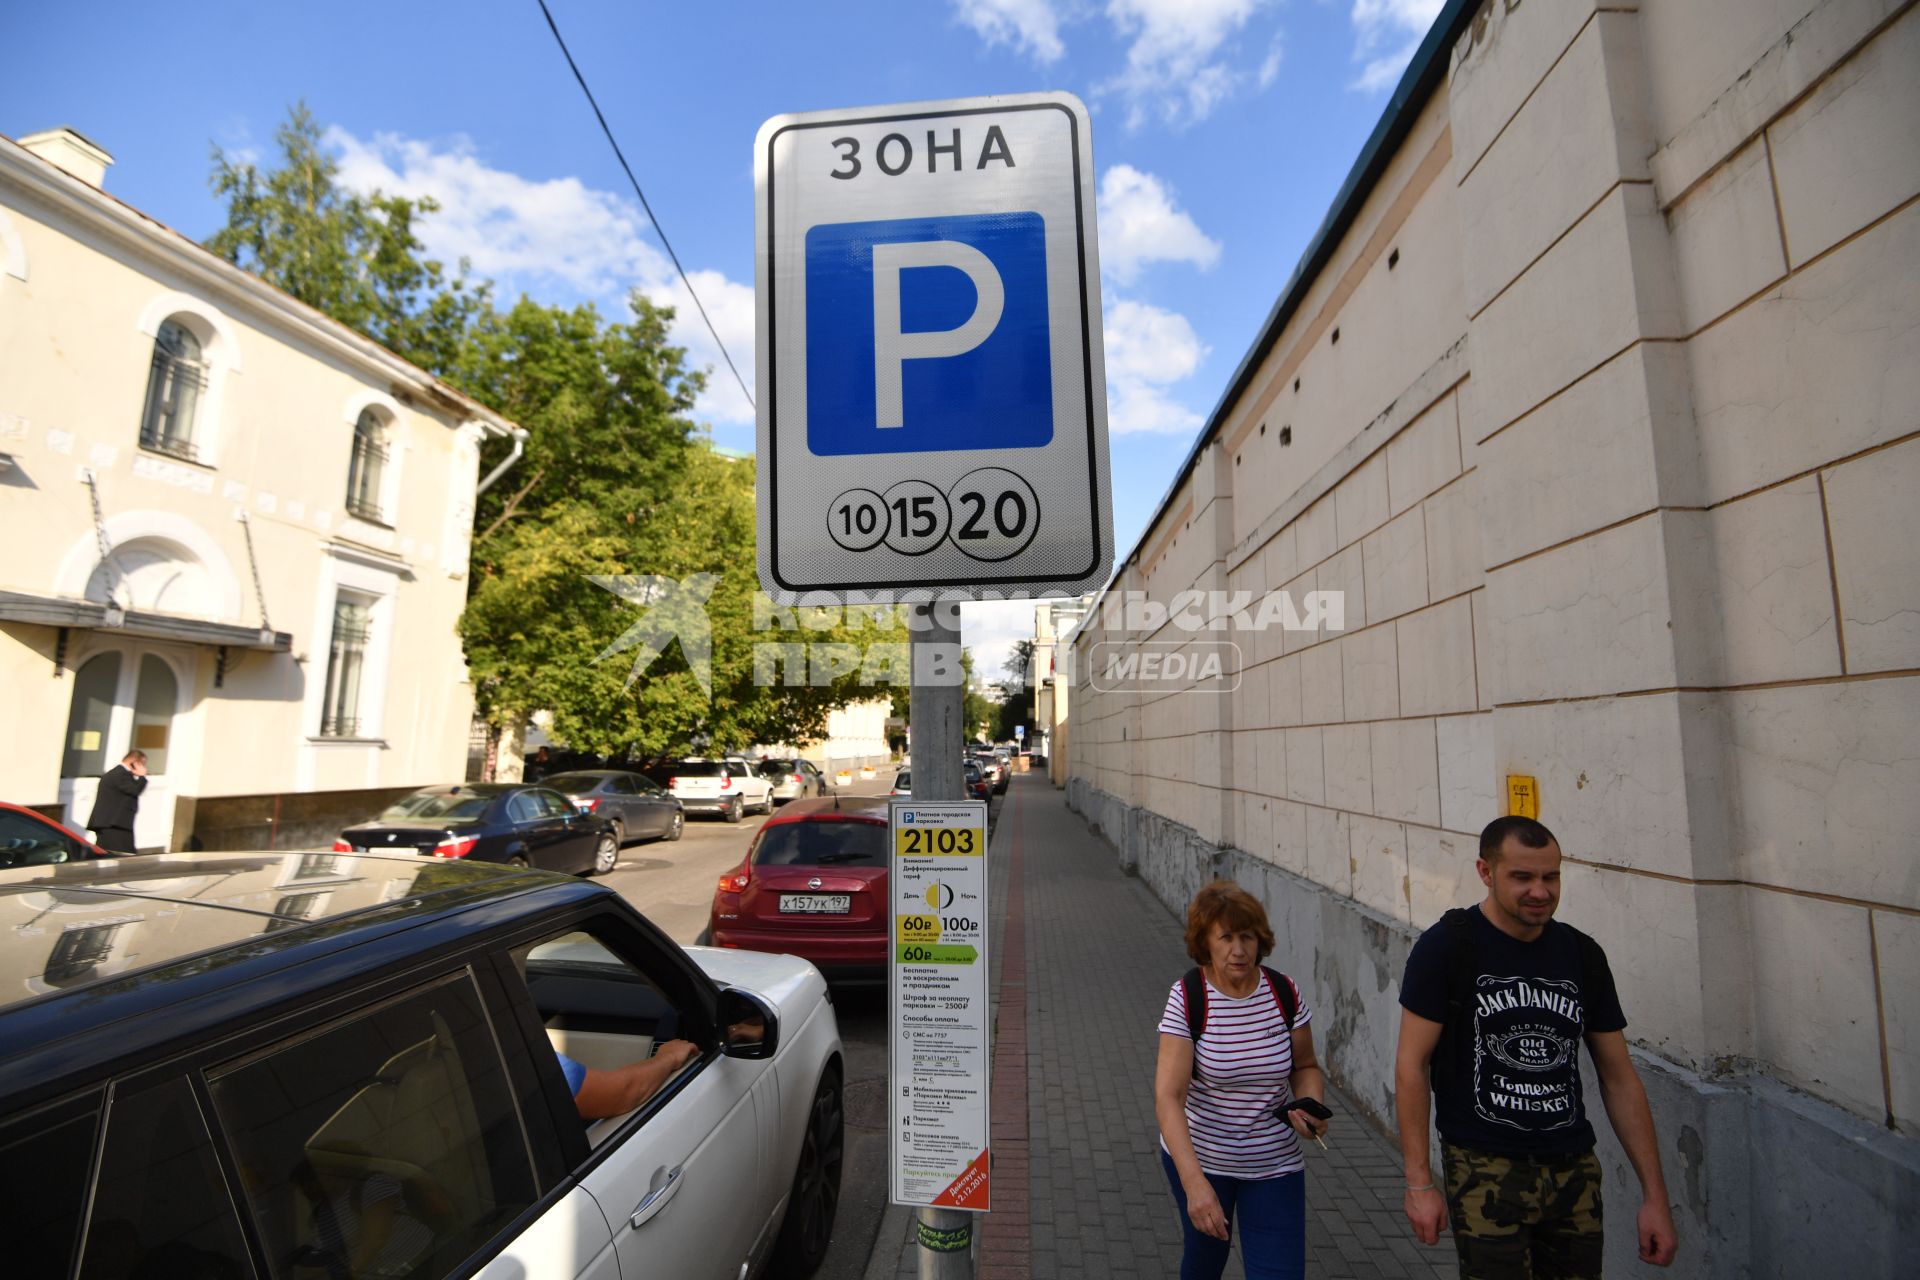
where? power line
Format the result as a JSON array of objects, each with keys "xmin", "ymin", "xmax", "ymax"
[{"xmin": 534, "ymin": 0, "xmax": 755, "ymax": 412}]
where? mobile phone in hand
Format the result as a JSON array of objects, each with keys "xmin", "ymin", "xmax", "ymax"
[{"xmin": 1279, "ymin": 1097, "xmax": 1332, "ymax": 1122}]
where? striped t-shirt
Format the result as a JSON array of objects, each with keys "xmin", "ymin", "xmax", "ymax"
[{"xmin": 1158, "ymin": 970, "xmax": 1314, "ymax": 1179}]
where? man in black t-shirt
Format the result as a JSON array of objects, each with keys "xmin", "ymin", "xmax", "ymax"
[{"xmin": 1394, "ymin": 816, "xmax": 1678, "ymax": 1278}]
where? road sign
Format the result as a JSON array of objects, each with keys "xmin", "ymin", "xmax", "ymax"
[
  {"xmin": 755, "ymin": 93, "xmax": 1113, "ymax": 603},
  {"xmin": 1013, "ymin": 725, "xmax": 1024, "ymax": 739},
  {"xmin": 889, "ymin": 799, "xmax": 991, "ymax": 1210}
]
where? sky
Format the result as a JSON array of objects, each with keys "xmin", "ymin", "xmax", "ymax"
[{"xmin": 3, "ymin": 0, "xmax": 1444, "ymax": 686}]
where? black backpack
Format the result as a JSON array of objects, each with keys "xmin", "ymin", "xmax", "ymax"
[
  {"xmin": 1435, "ymin": 907, "xmax": 1609, "ymax": 1070},
  {"xmin": 1181, "ymin": 966, "xmax": 1299, "ymax": 1080}
]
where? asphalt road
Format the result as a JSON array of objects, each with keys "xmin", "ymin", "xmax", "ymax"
[{"xmin": 597, "ymin": 772, "xmax": 899, "ymax": 1280}]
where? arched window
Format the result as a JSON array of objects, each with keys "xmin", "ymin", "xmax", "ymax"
[
  {"xmin": 138, "ymin": 318, "xmax": 208, "ymax": 461},
  {"xmin": 345, "ymin": 408, "xmax": 389, "ymax": 522}
]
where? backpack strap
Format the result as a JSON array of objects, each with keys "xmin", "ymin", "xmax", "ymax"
[
  {"xmin": 1262, "ymin": 966, "xmax": 1299, "ymax": 1031},
  {"xmin": 1182, "ymin": 967, "xmax": 1207, "ymax": 1042}
]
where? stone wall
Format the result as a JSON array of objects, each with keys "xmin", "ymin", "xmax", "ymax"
[{"xmin": 1064, "ymin": 2, "xmax": 1920, "ymax": 1273}]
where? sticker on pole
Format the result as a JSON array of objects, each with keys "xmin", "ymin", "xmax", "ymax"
[
  {"xmin": 888, "ymin": 799, "xmax": 991, "ymax": 1210},
  {"xmin": 755, "ymin": 92, "xmax": 1113, "ymax": 603}
]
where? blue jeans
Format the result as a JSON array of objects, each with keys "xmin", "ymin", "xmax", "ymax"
[{"xmin": 1160, "ymin": 1148, "xmax": 1306, "ymax": 1280}]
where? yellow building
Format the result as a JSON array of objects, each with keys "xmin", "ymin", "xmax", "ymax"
[{"xmin": 1, "ymin": 128, "xmax": 525, "ymax": 851}]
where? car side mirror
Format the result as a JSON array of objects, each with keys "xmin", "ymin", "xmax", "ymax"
[{"xmin": 718, "ymin": 987, "xmax": 779, "ymax": 1060}]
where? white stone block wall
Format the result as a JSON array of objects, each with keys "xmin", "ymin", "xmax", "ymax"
[{"xmin": 1068, "ymin": 2, "xmax": 1919, "ymax": 1270}]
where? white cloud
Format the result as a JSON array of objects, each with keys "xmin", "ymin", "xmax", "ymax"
[
  {"xmin": 951, "ymin": 0, "xmax": 1069, "ymax": 63},
  {"xmin": 1096, "ymin": 165, "xmax": 1221, "ymax": 284},
  {"xmin": 642, "ymin": 269, "xmax": 758, "ymax": 428},
  {"xmin": 961, "ymin": 598, "xmax": 1046, "ymax": 693},
  {"xmin": 1104, "ymin": 0, "xmax": 1273, "ymax": 128},
  {"xmin": 325, "ymin": 127, "xmax": 756, "ymax": 427},
  {"xmin": 1348, "ymin": 0, "xmax": 1443, "ymax": 92},
  {"xmin": 1103, "ymin": 297, "xmax": 1208, "ymax": 434}
]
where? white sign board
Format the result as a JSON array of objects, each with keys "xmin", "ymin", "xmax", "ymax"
[
  {"xmin": 755, "ymin": 93, "xmax": 1112, "ymax": 603},
  {"xmin": 888, "ymin": 799, "xmax": 991, "ymax": 1210}
]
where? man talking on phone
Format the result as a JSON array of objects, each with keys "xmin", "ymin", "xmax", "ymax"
[{"xmin": 1394, "ymin": 816, "xmax": 1678, "ymax": 1278}]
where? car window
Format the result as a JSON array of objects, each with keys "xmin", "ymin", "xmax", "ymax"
[
  {"xmin": 542, "ymin": 773, "xmax": 601, "ymax": 794},
  {"xmin": 506, "ymin": 922, "xmax": 718, "ymax": 1151},
  {"xmin": 760, "ymin": 761, "xmax": 796, "ymax": 777},
  {"xmin": 209, "ymin": 973, "xmax": 538, "ymax": 1280},
  {"xmin": 635, "ymin": 777, "xmax": 663, "ymax": 797},
  {"xmin": 0, "ymin": 808, "xmax": 90, "ymax": 866},
  {"xmin": 78, "ymin": 1074, "xmax": 251, "ymax": 1280},
  {"xmin": 605, "ymin": 775, "xmax": 636, "ymax": 796},
  {"xmin": 380, "ymin": 791, "xmax": 492, "ymax": 823},
  {"xmin": 534, "ymin": 790, "xmax": 575, "ymax": 818},
  {"xmin": 508, "ymin": 793, "xmax": 543, "ymax": 824},
  {"xmin": 0, "ymin": 1095, "xmax": 101, "ymax": 1280},
  {"xmin": 669, "ymin": 761, "xmax": 724, "ymax": 778},
  {"xmin": 727, "ymin": 762, "xmax": 749, "ymax": 778},
  {"xmin": 751, "ymin": 820, "xmax": 888, "ymax": 867}
]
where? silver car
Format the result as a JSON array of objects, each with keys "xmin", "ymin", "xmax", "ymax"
[{"xmin": 761, "ymin": 758, "xmax": 829, "ymax": 804}]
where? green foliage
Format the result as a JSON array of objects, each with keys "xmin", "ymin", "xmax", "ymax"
[
  {"xmin": 211, "ymin": 104, "xmax": 890, "ymax": 756},
  {"xmin": 205, "ymin": 103, "xmax": 490, "ymax": 375}
]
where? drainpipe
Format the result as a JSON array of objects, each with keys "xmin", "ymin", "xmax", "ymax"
[{"xmin": 475, "ymin": 426, "xmax": 529, "ymax": 496}]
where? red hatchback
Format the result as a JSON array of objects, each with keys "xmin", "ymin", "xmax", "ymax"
[{"xmin": 708, "ymin": 796, "xmax": 890, "ymax": 983}]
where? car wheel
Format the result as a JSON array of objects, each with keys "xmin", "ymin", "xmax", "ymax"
[
  {"xmin": 508, "ymin": 854, "xmax": 531, "ymax": 869},
  {"xmin": 724, "ymin": 796, "xmax": 744, "ymax": 824},
  {"xmin": 589, "ymin": 833, "xmax": 618, "ymax": 876},
  {"xmin": 666, "ymin": 810, "xmax": 684, "ymax": 841},
  {"xmin": 758, "ymin": 791, "xmax": 775, "ymax": 815},
  {"xmin": 608, "ymin": 818, "xmax": 626, "ymax": 849},
  {"xmin": 769, "ymin": 1066, "xmax": 843, "ymax": 1278}
]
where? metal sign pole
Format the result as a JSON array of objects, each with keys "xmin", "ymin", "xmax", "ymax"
[{"xmin": 908, "ymin": 598, "xmax": 973, "ymax": 1278}]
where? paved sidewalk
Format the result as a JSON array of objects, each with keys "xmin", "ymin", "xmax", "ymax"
[{"xmin": 869, "ymin": 776, "xmax": 1458, "ymax": 1279}]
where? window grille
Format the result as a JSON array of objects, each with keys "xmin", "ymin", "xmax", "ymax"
[
  {"xmin": 138, "ymin": 319, "xmax": 207, "ymax": 462},
  {"xmin": 320, "ymin": 596, "xmax": 373, "ymax": 738},
  {"xmin": 345, "ymin": 409, "xmax": 389, "ymax": 521}
]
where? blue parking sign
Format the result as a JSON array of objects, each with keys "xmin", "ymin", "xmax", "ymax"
[{"xmin": 805, "ymin": 213, "xmax": 1053, "ymax": 456}]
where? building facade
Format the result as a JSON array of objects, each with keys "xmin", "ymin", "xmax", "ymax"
[
  {"xmin": 1064, "ymin": 1, "xmax": 1918, "ymax": 1274},
  {"xmin": 1, "ymin": 128, "xmax": 524, "ymax": 851}
]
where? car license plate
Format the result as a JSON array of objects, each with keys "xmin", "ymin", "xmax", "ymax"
[{"xmin": 779, "ymin": 894, "xmax": 850, "ymax": 914}]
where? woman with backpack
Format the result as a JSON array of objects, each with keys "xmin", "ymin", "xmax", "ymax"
[{"xmin": 1155, "ymin": 879, "xmax": 1330, "ymax": 1280}]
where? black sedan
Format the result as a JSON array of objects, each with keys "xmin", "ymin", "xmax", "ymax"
[
  {"xmin": 543, "ymin": 769, "xmax": 686, "ymax": 846},
  {"xmin": 335, "ymin": 783, "xmax": 620, "ymax": 874}
]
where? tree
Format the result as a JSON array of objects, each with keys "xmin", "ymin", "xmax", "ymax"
[
  {"xmin": 205, "ymin": 103, "xmax": 489, "ymax": 376},
  {"xmin": 208, "ymin": 106, "xmax": 899, "ymax": 758},
  {"xmin": 995, "ymin": 639, "xmax": 1037, "ymax": 741},
  {"xmin": 460, "ymin": 448, "xmax": 907, "ymax": 759}
]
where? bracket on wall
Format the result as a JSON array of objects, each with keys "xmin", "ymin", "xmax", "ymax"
[
  {"xmin": 215, "ymin": 645, "xmax": 229, "ymax": 689},
  {"xmin": 53, "ymin": 626, "xmax": 69, "ymax": 677}
]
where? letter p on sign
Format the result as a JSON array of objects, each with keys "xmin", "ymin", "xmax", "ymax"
[
  {"xmin": 805, "ymin": 213, "xmax": 1053, "ymax": 456},
  {"xmin": 871, "ymin": 240, "xmax": 1004, "ymax": 428}
]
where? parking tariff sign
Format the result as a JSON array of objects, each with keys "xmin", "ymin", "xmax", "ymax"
[{"xmin": 755, "ymin": 93, "xmax": 1113, "ymax": 603}]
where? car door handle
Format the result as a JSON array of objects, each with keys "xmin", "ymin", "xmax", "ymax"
[{"xmin": 628, "ymin": 1165, "xmax": 685, "ymax": 1229}]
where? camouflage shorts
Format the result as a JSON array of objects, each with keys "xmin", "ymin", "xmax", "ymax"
[{"xmin": 1441, "ymin": 1143, "xmax": 1604, "ymax": 1280}]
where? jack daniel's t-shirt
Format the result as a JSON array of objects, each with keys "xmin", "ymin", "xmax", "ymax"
[{"xmin": 1400, "ymin": 906, "xmax": 1626, "ymax": 1156}]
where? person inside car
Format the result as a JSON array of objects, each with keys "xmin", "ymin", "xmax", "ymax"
[{"xmin": 555, "ymin": 1040, "xmax": 701, "ymax": 1120}]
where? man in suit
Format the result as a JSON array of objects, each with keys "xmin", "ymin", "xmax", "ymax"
[{"xmin": 87, "ymin": 749, "xmax": 148, "ymax": 854}]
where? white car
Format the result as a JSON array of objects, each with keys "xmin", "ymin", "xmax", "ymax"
[
  {"xmin": 662, "ymin": 758, "xmax": 777, "ymax": 822},
  {"xmin": 0, "ymin": 850, "xmax": 845, "ymax": 1280}
]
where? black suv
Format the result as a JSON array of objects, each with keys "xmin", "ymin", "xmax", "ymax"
[{"xmin": 1, "ymin": 850, "xmax": 845, "ymax": 1280}]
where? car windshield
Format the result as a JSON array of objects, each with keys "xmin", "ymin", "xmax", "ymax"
[
  {"xmin": 760, "ymin": 761, "xmax": 799, "ymax": 776},
  {"xmin": 378, "ymin": 790, "xmax": 490, "ymax": 822},
  {"xmin": 543, "ymin": 772, "xmax": 605, "ymax": 793},
  {"xmin": 752, "ymin": 820, "xmax": 887, "ymax": 867}
]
